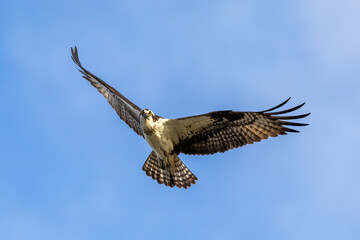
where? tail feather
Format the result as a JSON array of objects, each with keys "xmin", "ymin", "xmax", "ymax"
[{"xmin": 142, "ymin": 151, "xmax": 198, "ymax": 189}]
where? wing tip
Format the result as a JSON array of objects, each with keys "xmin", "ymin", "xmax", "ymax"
[
  {"xmin": 71, "ymin": 45, "xmax": 82, "ymax": 68},
  {"xmin": 262, "ymin": 98, "xmax": 310, "ymax": 133},
  {"xmin": 264, "ymin": 100, "xmax": 307, "ymax": 116},
  {"xmin": 262, "ymin": 97, "xmax": 291, "ymax": 113}
]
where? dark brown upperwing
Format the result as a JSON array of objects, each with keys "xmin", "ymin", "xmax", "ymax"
[
  {"xmin": 71, "ymin": 46, "xmax": 144, "ymax": 137},
  {"xmin": 173, "ymin": 98, "xmax": 310, "ymax": 155}
]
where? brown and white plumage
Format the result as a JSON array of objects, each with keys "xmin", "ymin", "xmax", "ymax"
[
  {"xmin": 142, "ymin": 151, "xmax": 197, "ymax": 189},
  {"xmin": 169, "ymin": 98, "xmax": 310, "ymax": 155},
  {"xmin": 71, "ymin": 47, "xmax": 143, "ymax": 137},
  {"xmin": 71, "ymin": 46, "xmax": 310, "ymax": 189}
]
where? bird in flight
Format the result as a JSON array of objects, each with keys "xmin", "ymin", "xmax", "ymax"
[{"xmin": 71, "ymin": 46, "xmax": 310, "ymax": 189}]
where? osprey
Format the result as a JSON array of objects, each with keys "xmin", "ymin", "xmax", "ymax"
[{"xmin": 71, "ymin": 46, "xmax": 310, "ymax": 189}]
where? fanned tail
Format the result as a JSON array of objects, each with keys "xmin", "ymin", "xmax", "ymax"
[{"xmin": 142, "ymin": 151, "xmax": 198, "ymax": 189}]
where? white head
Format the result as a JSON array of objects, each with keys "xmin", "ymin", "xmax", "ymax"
[{"xmin": 140, "ymin": 109, "xmax": 154, "ymax": 119}]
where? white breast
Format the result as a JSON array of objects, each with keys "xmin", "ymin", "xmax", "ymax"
[{"xmin": 140, "ymin": 117, "xmax": 174, "ymax": 159}]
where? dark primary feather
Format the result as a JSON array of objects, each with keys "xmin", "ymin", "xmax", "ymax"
[
  {"xmin": 71, "ymin": 46, "xmax": 144, "ymax": 137},
  {"xmin": 173, "ymin": 98, "xmax": 310, "ymax": 155}
]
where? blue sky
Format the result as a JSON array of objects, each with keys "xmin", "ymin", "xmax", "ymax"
[{"xmin": 1, "ymin": 0, "xmax": 359, "ymax": 239}]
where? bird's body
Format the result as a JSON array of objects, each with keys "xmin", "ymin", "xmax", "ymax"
[
  {"xmin": 140, "ymin": 111, "xmax": 171, "ymax": 158},
  {"xmin": 140, "ymin": 112, "xmax": 174, "ymax": 166},
  {"xmin": 139, "ymin": 110, "xmax": 198, "ymax": 187},
  {"xmin": 71, "ymin": 46, "xmax": 310, "ymax": 189}
]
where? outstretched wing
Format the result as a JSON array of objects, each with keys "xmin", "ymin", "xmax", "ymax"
[
  {"xmin": 71, "ymin": 46, "xmax": 144, "ymax": 137},
  {"xmin": 167, "ymin": 98, "xmax": 310, "ymax": 155}
]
